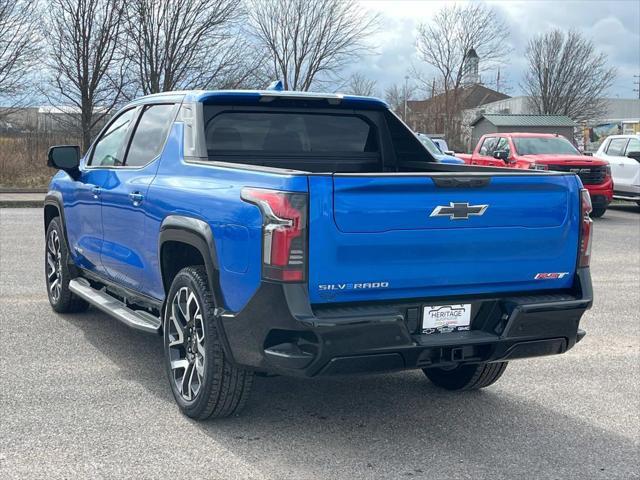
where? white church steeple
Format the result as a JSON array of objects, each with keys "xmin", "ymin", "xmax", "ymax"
[{"xmin": 463, "ymin": 47, "xmax": 480, "ymax": 85}]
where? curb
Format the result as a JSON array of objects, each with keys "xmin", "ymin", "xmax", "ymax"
[
  {"xmin": 0, "ymin": 188, "xmax": 48, "ymax": 194},
  {"xmin": 0, "ymin": 200, "xmax": 43, "ymax": 208}
]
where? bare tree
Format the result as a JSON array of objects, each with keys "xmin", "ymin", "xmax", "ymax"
[
  {"xmin": 522, "ymin": 29, "xmax": 616, "ymax": 122},
  {"xmin": 124, "ymin": 0, "xmax": 257, "ymax": 95},
  {"xmin": 384, "ymin": 82, "xmax": 418, "ymax": 120},
  {"xmin": 0, "ymin": 0, "xmax": 39, "ymax": 115},
  {"xmin": 414, "ymin": 3, "xmax": 510, "ymax": 141},
  {"xmin": 247, "ymin": 0, "xmax": 379, "ymax": 91},
  {"xmin": 344, "ymin": 72, "xmax": 377, "ymax": 97},
  {"xmin": 44, "ymin": 0, "xmax": 127, "ymax": 150},
  {"xmin": 384, "ymin": 80, "xmax": 427, "ymax": 132}
]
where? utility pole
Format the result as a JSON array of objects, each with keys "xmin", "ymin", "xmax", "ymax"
[
  {"xmin": 403, "ymin": 75, "xmax": 409, "ymax": 122},
  {"xmin": 634, "ymin": 75, "xmax": 640, "ymax": 99}
]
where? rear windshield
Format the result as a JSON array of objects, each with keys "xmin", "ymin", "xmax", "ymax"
[
  {"xmin": 205, "ymin": 112, "xmax": 377, "ymax": 154},
  {"xmin": 513, "ymin": 137, "xmax": 579, "ymax": 156}
]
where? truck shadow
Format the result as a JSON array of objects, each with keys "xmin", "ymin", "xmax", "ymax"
[
  {"xmin": 608, "ymin": 203, "xmax": 640, "ymax": 214},
  {"xmin": 65, "ymin": 309, "xmax": 637, "ymax": 479}
]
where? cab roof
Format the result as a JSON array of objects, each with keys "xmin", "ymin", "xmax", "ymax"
[
  {"xmin": 129, "ymin": 89, "xmax": 389, "ymax": 110},
  {"xmin": 493, "ymin": 132, "xmax": 568, "ymax": 138}
]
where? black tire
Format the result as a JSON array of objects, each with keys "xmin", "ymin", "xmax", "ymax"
[
  {"xmin": 591, "ymin": 207, "xmax": 606, "ymax": 218},
  {"xmin": 164, "ymin": 266, "xmax": 253, "ymax": 419},
  {"xmin": 45, "ymin": 217, "xmax": 90, "ymax": 313},
  {"xmin": 423, "ymin": 362, "xmax": 508, "ymax": 391}
]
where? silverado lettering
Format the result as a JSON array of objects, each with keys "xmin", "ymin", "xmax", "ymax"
[{"xmin": 319, "ymin": 282, "xmax": 390, "ymax": 290}]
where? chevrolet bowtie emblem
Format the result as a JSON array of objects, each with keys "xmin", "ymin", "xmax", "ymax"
[{"xmin": 430, "ymin": 202, "xmax": 488, "ymax": 220}]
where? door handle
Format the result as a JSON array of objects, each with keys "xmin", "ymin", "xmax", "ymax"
[
  {"xmin": 129, "ymin": 192, "xmax": 144, "ymax": 205},
  {"xmin": 91, "ymin": 186, "xmax": 101, "ymax": 198}
]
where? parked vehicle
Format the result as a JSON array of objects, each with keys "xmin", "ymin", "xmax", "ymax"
[
  {"xmin": 416, "ymin": 133, "xmax": 465, "ymax": 164},
  {"xmin": 595, "ymin": 134, "xmax": 640, "ymax": 205},
  {"xmin": 45, "ymin": 89, "xmax": 592, "ymax": 420},
  {"xmin": 431, "ymin": 137, "xmax": 451, "ymax": 155},
  {"xmin": 458, "ymin": 133, "xmax": 614, "ymax": 217}
]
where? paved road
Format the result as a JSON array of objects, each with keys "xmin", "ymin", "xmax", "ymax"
[{"xmin": 1, "ymin": 207, "xmax": 638, "ymax": 480}]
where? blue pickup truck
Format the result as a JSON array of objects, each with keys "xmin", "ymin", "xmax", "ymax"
[{"xmin": 44, "ymin": 89, "xmax": 593, "ymax": 420}]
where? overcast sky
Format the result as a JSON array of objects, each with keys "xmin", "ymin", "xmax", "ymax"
[{"xmin": 351, "ymin": 0, "xmax": 640, "ymax": 99}]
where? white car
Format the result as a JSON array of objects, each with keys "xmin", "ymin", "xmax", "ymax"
[{"xmin": 596, "ymin": 134, "xmax": 640, "ymax": 205}]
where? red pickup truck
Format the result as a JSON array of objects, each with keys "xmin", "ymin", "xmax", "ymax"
[{"xmin": 458, "ymin": 133, "xmax": 613, "ymax": 217}]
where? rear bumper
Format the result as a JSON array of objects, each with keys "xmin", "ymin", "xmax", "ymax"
[{"xmin": 218, "ymin": 269, "xmax": 593, "ymax": 377}]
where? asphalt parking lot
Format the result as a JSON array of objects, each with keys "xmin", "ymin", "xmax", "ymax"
[{"xmin": 1, "ymin": 206, "xmax": 638, "ymax": 480}]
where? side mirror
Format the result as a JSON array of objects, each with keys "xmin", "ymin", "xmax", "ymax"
[
  {"xmin": 47, "ymin": 145, "xmax": 80, "ymax": 178},
  {"xmin": 627, "ymin": 151, "xmax": 640, "ymax": 162},
  {"xmin": 493, "ymin": 150, "xmax": 510, "ymax": 162}
]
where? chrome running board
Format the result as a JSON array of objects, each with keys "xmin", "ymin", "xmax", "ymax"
[
  {"xmin": 613, "ymin": 194, "xmax": 640, "ymax": 202},
  {"xmin": 69, "ymin": 278, "xmax": 161, "ymax": 334}
]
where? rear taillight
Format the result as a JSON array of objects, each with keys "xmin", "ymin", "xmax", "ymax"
[
  {"xmin": 605, "ymin": 163, "xmax": 611, "ymax": 177},
  {"xmin": 241, "ymin": 188, "xmax": 307, "ymax": 282},
  {"xmin": 579, "ymin": 189, "xmax": 593, "ymax": 267}
]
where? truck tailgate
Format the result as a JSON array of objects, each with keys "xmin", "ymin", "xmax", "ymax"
[{"xmin": 307, "ymin": 173, "xmax": 581, "ymax": 304}]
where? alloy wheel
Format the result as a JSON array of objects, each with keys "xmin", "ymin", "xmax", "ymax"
[
  {"xmin": 46, "ymin": 229, "xmax": 63, "ymax": 302},
  {"xmin": 167, "ymin": 286, "xmax": 206, "ymax": 401}
]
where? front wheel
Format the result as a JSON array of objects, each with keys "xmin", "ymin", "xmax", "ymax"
[
  {"xmin": 423, "ymin": 362, "xmax": 508, "ymax": 391},
  {"xmin": 45, "ymin": 217, "xmax": 89, "ymax": 313},
  {"xmin": 164, "ymin": 266, "xmax": 253, "ymax": 419},
  {"xmin": 591, "ymin": 207, "xmax": 606, "ymax": 218}
]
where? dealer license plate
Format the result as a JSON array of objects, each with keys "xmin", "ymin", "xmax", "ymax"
[{"xmin": 422, "ymin": 304, "xmax": 472, "ymax": 334}]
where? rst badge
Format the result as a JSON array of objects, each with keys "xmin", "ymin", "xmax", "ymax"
[{"xmin": 535, "ymin": 272, "xmax": 570, "ymax": 279}]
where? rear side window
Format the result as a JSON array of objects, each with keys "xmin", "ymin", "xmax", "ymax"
[
  {"xmin": 126, "ymin": 104, "xmax": 177, "ymax": 167},
  {"xmin": 206, "ymin": 112, "xmax": 376, "ymax": 154},
  {"xmin": 624, "ymin": 138, "xmax": 640, "ymax": 154},
  {"xmin": 606, "ymin": 138, "xmax": 629, "ymax": 156}
]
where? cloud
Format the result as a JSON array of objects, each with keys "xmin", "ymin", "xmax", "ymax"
[{"xmin": 353, "ymin": 0, "xmax": 640, "ymax": 99}]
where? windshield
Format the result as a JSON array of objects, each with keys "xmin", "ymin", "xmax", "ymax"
[
  {"xmin": 417, "ymin": 135, "xmax": 442, "ymax": 157},
  {"xmin": 513, "ymin": 136, "xmax": 579, "ymax": 156}
]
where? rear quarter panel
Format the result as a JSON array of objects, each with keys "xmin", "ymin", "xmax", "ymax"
[{"xmin": 143, "ymin": 122, "xmax": 308, "ymax": 311}]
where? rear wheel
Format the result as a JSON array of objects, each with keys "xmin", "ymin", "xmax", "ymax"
[
  {"xmin": 591, "ymin": 207, "xmax": 606, "ymax": 218},
  {"xmin": 45, "ymin": 217, "xmax": 89, "ymax": 313},
  {"xmin": 164, "ymin": 266, "xmax": 253, "ymax": 419},
  {"xmin": 423, "ymin": 362, "xmax": 508, "ymax": 391}
]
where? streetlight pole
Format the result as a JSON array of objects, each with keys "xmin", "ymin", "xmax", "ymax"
[{"xmin": 403, "ymin": 75, "xmax": 409, "ymax": 123}]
